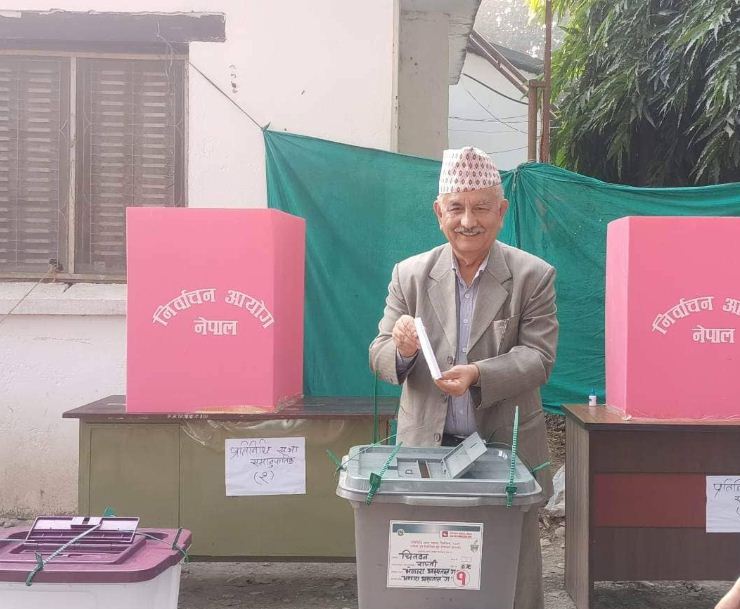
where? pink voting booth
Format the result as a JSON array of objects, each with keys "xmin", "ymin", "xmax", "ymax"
[
  {"xmin": 126, "ymin": 208, "xmax": 305, "ymax": 413},
  {"xmin": 605, "ymin": 216, "xmax": 740, "ymax": 419}
]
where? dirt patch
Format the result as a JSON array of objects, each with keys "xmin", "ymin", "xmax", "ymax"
[
  {"xmin": 179, "ymin": 562, "xmax": 358, "ymax": 609},
  {"xmin": 545, "ymin": 413, "xmax": 565, "ymax": 473}
]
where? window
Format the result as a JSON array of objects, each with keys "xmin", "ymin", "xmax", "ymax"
[{"xmin": 0, "ymin": 51, "xmax": 186, "ymax": 279}]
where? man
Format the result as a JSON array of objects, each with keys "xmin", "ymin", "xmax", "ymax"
[{"xmin": 369, "ymin": 146, "xmax": 558, "ymax": 609}]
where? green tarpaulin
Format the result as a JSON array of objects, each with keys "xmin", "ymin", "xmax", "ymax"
[{"xmin": 264, "ymin": 130, "xmax": 740, "ymax": 412}]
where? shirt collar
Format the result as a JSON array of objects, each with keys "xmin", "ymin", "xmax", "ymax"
[{"xmin": 452, "ymin": 250, "xmax": 491, "ymax": 286}]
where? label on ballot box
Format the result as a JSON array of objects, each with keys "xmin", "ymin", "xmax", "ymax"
[
  {"xmin": 387, "ymin": 521, "xmax": 483, "ymax": 590},
  {"xmin": 126, "ymin": 208, "xmax": 305, "ymax": 413},
  {"xmin": 606, "ymin": 216, "xmax": 740, "ymax": 419}
]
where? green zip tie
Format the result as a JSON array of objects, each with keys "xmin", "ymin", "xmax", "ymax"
[
  {"xmin": 366, "ymin": 442, "xmax": 403, "ymax": 505},
  {"xmin": 171, "ymin": 527, "xmax": 183, "ymax": 551},
  {"xmin": 506, "ymin": 406, "xmax": 520, "ymax": 508},
  {"xmin": 136, "ymin": 531, "xmax": 190, "ymax": 563},
  {"xmin": 172, "ymin": 528, "xmax": 189, "ymax": 563},
  {"xmin": 326, "ymin": 449, "xmax": 344, "ymax": 472},
  {"xmin": 25, "ymin": 552, "xmax": 44, "ymax": 587},
  {"xmin": 530, "ymin": 461, "xmax": 551, "ymax": 475}
]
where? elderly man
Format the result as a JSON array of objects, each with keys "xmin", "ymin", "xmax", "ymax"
[{"xmin": 369, "ymin": 146, "xmax": 558, "ymax": 609}]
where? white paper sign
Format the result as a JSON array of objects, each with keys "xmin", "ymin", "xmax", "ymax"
[
  {"xmin": 706, "ymin": 476, "xmax": 740, "ymax": 533},
  {"xmin": 225, "ymin": 437, "xmax": 306, "ymax": 496},
  {"xmin": 387, "ymin": 521, "xmax": 483, "ymax": 590}
]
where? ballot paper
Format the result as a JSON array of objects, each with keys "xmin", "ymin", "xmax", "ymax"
[{"xmin": 414, "ymin": 317, "xmax": 442, "ymax": 379}]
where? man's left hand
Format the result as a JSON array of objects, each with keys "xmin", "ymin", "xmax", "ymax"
[{"xmin": 434, "ymin": 364, "xmax": 480, "ymax": 397}]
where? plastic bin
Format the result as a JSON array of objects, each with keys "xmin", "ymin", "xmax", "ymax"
[
  {"xmin": 0, "ymin": 517, "xmax": 190, "ymax": 609},
  {"xmin": 336, "ymin": 443, "xmax": 543, "ymax": 609}
]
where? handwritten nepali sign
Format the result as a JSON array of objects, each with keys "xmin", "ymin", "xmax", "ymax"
[
  {"xmin": 225, "ymin": 437, "xmax": 305, "ymax": 496},
  {"xmin": 651, "ymin": 296, "xmax": 738, "ymax": 344},
  {"xmin": 387, "ymin": 521, "xmax": 483, "ymax": 590},
  {"xmin": 152, "ymin": 288, "xmax": 274, "ymax": 334},
  {"xmin": 706, "ymin": 476, "xmax": 740, "ymax": 533}
]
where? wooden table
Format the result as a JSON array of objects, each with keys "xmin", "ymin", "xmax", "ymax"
[
  {"xmin": 64, "ymin": 395, "xmax": 397, "ymax": 559},
  {"xmin": 563, "ymin": 405, "xmax": 740, "ymax": 609}
]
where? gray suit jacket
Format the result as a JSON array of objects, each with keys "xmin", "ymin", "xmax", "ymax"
[{"xmin": 369, "ymin": 241, "xmax": 558, "ymax": 497}]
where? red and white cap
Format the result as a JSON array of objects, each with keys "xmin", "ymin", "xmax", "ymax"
[{"xmin": 438, "ymin": 146, "xmax": 501, "ymax": 194}]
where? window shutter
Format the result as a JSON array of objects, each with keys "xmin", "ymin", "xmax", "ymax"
[
  {"xmin": 0, "ymin": 57, "xmax": 69, "ymax": 272},
  {"xmin": 76, "ymin": 58, "xmax": 184, "ymax": 274}
]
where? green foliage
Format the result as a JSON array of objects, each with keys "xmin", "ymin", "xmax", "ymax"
[
  {"xmin": 527, "ymin": 0, "xmax": 580, "ymax": 21},
  {"xmin": 540, "ymin": 0, "xmax": 740, "ymax": 186}
]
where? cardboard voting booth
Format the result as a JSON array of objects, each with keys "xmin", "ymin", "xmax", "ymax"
[
  {"xmin": 126, "ymin": 208, "xmax": 305, "ymax": 413},
  {"xmin": 605, "ymin": 216, "xmax": 740, "ymax": 419}
]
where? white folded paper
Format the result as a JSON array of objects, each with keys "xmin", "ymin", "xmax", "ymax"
[{"xmin": 414, "ymin": 317, "xmax": 442, "ymax": 380}]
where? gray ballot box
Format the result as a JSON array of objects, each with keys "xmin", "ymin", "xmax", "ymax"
[{"xmin": 336, "ymin": 441, "xmax": 543, "ymax": 609}]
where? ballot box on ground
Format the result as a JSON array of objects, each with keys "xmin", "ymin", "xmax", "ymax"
[
  {"xmin": 337, "ymin": 442, "xmax": 543, "ymax": 609},
  {"xmin": 126, "ymin": 208, "xmax": 305, "ymax": 413},
  {"xmin": 605, "ymin": 216, "xmax": 740, "ymax": 419},
  {"xmin": 0, "ymin": 517, "xmax": 190, "ymax": 609}
]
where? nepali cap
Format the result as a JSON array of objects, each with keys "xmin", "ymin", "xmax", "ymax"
[{"xmin": 438, "ymin": 146, "xmax": 501, "ymax": 194}]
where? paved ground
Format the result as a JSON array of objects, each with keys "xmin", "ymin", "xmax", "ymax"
[{"xmin": 177, "ymin": 523, "xmax": 731, "ymax": 609}]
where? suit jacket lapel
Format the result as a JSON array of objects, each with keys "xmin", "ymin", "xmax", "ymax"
[
  {"xmin": 427, "ymin": 244, "xmax": 457, "ymax": 352},
  {"xmin": 468, "ymin": 242, "xmax": 511, "ymax": 351}
]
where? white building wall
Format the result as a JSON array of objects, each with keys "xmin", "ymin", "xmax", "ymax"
[
  {"xmin": 448, "ymin": 51, "xmax": 534, "ymax": 170},
  {"xmin": 0, "ymin": 0, "xmax": 401, "ymax": 516},
  {"xmin": 187, "ymin": 0, "xmax": 399, "ymax": 207},
  {"xmin": 0, "ymin": 286, "xmax": 126, "ymax": 516},
  {"xmin": 397, "ymin": 11, "xmax": 449, "ymax": 159}
]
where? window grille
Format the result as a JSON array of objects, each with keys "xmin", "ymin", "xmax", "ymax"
[{"xmin": 0, "ymin": 52, "xmax": 186, "ymax": 279}]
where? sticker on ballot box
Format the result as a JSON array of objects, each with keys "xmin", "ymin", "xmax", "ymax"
[{"xmin": 387, "ymin": 521, "xmax": 483, "ymax": 590}]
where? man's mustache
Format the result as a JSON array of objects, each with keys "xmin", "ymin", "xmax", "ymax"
[{"xmin": 454, "ymin": 227, "xmax": 484, "ymax": 236}]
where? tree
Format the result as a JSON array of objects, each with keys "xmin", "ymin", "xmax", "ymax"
[{"xmin": 531, "ymin": 0, "xmax": 740, "ymax": 186}]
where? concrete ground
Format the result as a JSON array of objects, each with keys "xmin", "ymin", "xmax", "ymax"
[{"xmin": 177, "ymin": 527, "xmax": 731, "ymax": 609}]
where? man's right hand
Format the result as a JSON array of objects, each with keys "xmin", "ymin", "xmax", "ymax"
[{"xmin": 392, "ymin": 315, "xmax": 420, "ymax": 358}]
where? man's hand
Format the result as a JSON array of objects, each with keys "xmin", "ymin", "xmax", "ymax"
[
  {"xmin": 392, "ymin": 315, "xmax": 420, "ymax": 358},
  {"xmin": 434, "ymin": 364, "xmax": 480, "ymax": 397}
]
